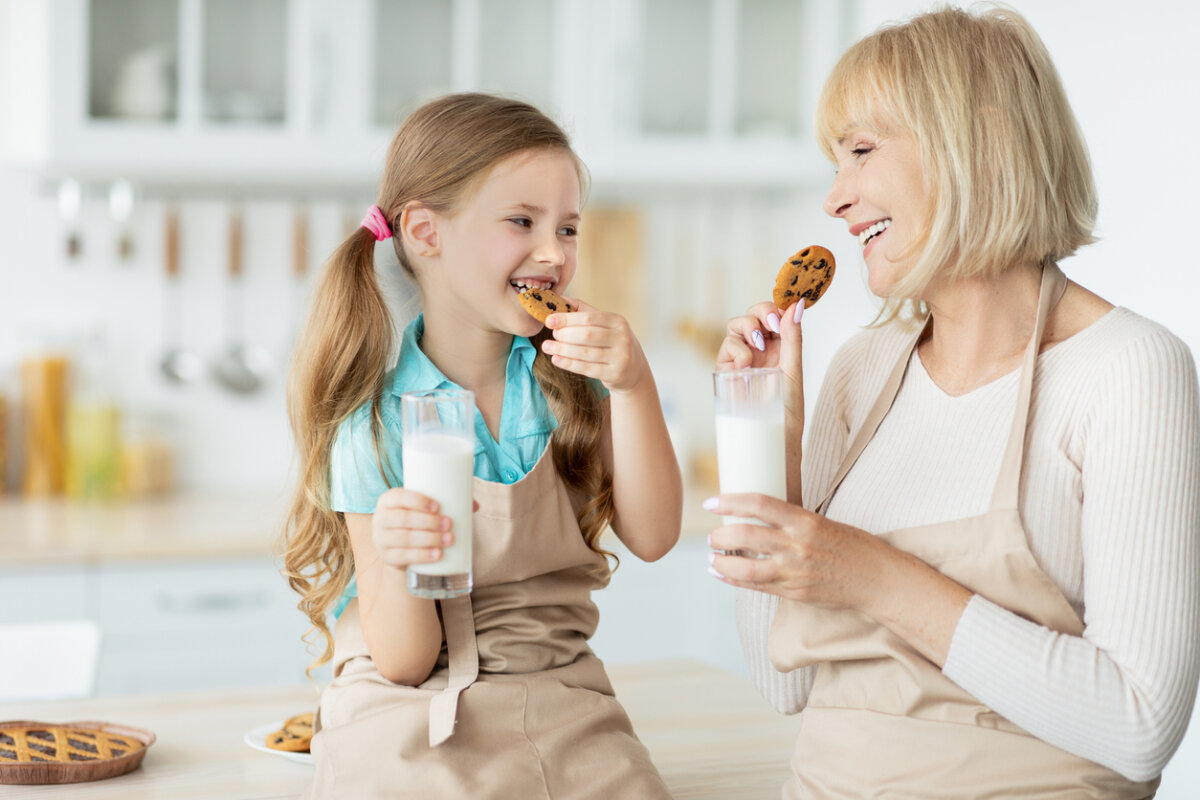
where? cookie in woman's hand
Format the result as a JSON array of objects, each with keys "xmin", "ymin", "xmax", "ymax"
[
  {"xmin": 518, "ymin": 286, "xmax": 575, "ymax": 323},
  {"xmin": 773, "ymin": 246, "xmax": 836, "ymax": 310}
]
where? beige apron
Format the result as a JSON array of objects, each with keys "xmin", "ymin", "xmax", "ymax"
[
  {"xmin": 769, "ymin": 263, "xmax": 1160, "ymax": 799},
  {"xmin": 304, "ymin": 446, "xmax": 670, "ymax": 799}
]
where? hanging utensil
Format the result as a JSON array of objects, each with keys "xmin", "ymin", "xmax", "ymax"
[
  {"xmin": 212, "ymin": 207, "xmax": 271, "ymax": 394},
  {"xmin": 57, "ymin": 178, "xmax": 83, "ymax": 261},
  {"xmin": 108, "ymin": 179, "xmax": 136, "ymax": 262},
  {"xmin": 158, "ymin": 206, "xmax": 203, "ymax": 385},
  {"xmin": 289, "ymin": 204, "xmax": 309, "ymax": 344}
]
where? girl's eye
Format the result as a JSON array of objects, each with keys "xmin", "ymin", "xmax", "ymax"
[
  {"xmin": 558, "ymin": 225, "xmax": 578, "ymax": 237},
  {"xmin": 510, "ymin": 217, "xmax": 532, "ymax": 228}
]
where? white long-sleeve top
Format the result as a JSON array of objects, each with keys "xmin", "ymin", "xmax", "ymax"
[{"xmin": 735, "ymin": 306, "xmax": 1200, "ymax": 782}]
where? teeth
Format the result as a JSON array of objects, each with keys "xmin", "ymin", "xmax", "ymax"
[
  {"xmin": 858, "ymin": 219, "xmax": 891, "ymax": 247},
  {"xmin": 511, "ymin": 279, "xmax": 553, "ymax": 292}
]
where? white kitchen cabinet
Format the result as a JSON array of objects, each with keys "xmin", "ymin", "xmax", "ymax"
[
  {"xmin": 0, "ymin": 557, "xmax": 322, "ymax": 697},
  {"xmin": 3, "ymin": 0, "xmax": 853, "ymax": 191}
]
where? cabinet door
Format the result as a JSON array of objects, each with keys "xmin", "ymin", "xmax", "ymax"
[
  {"xmin": 93, "ymin": 558, "xmax": 315, "ymax": 695},
  {"xmin": 0, "ymin": 566, "xmax": 93, "ymax": 624}
]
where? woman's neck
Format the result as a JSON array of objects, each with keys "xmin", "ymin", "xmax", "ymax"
[{"xmin": 916, "ymin": 263, "xmax": 1042, "ymax": 397}]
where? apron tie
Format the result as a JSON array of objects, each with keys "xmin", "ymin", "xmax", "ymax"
[{"xmin": 428, "ymin": 594, "xmax": 479, "ymax": 747}]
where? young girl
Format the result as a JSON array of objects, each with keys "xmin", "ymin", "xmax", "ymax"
[{"xmin": 282, "ymin": 93, "xmax": 681, "ymax": 798}]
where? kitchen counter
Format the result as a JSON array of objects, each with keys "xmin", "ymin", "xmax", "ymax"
[
  {"xmin": 0, "ymin": 660, "xmax": 801, "ymax": 799},
  {"xmin": 1, "ymin": 482, "xmax": 719, "ymax": 566}
]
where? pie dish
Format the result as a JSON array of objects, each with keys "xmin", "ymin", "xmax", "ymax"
[{"xmin": 0, "ymin": 720, "xmax": 155, "ymax": 785}]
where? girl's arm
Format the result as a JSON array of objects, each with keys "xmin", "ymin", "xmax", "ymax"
[
  {"xmin": 343, "ymin": 489, "xmax": 450, "ymax": 685},
  {"xmin": 543, "ymin": 302, "xmax": 682, "ymax": 561},
  {"xmin": 602, "ymin": 369, "xmax": 683, "ymax": 561}
]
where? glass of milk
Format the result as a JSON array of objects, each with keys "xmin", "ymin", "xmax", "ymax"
[
  {"xmin": 401, "ymin": 389, "xmax": 476, "ymax": 598},
  {"xmin": 712, "ymin": 368, "xmax": 786, "ymax": 557}
]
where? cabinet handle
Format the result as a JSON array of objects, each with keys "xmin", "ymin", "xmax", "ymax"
[{"xmin": 155, "ymin": 591, "xmax": 268, "ymax": 615}]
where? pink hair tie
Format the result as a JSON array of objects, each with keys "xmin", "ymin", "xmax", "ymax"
[{"xmin": 360, "ymin": 205, "xmax": 393, "ymax": 241}]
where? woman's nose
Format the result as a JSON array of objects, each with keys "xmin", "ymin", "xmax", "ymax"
[{"xmin": 823, "ymin": 171, "xmax": 855, "ymax": 218}]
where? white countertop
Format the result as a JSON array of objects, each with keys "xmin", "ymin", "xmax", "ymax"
[{"xmin": 0, "ymin": 660, "xmax": 801, "ymax": 799}]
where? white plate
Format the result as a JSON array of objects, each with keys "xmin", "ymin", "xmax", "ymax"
[{"xmin": 243, "ymin": 721, "xmax": 315, "ymax": 766}]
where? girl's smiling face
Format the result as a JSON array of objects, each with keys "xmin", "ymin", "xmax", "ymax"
[
  {"xmin": 823, "ymin": 128, "xmax": 929, "ymax": 298},
  {"xmin": 431, "ymin": 147, "xmax": 582, "ymax": 337}
]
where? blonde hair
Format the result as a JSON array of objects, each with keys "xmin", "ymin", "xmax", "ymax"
[
  {"xmin": 281, "ymin": 93, "xmax": 611, "ymax": 671},
  {"xmin": 816, "ymin": 3, "xmax": 1097, "ymax": 321}
]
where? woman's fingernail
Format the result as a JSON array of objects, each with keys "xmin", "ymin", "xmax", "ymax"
[
  {"xmin": 766, "ymin": 313, "xmax": 781, "ymax": 333},
  {"xmin": 793, "ymin": 302, "xmax": 805, "ymax": 324},
  {"xmin": 752, "ymin": 330, "xmax": 766, "ymax": 351},
  {"xmin": 442, "ymin": 533, "xmax": 453, "ymax": 545},
  {"xmin": 707, "ymin": 566, "xmax": 725, "ymax": 580},
  {"xmin": 707, "ymin": 551, "xmax": 716, "ymax": 567},
  {"xmin": 702, "ymin": 497, "xmax": 719, "ymax": 511},
  {"xmin": 430, "ymin": 548, "xmax": 441, "ymax": 560},
  {"xmin": 440, "ymin": 517, "xmax": 452, "ymax": 531}
]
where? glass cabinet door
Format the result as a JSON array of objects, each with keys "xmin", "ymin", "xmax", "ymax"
[
  {"xmin": 476, "ymin": 0, "xmax": 556, "ymax": 117},
  {"xmin": 735, "ymin": 0, "xmax": 802, "ymax": 136},
  {"xmin": 374, "ymin": 0, "xmax": 454, "ymax": 126},
  {"xmin": 201, "ymin": 0, "xmax": 288, "ymax": 124},
  {"xmin": 638, "ymin": 0, "xmax": 711, "ymax": 135},
  {"xmin": 88, "ymin": 0, "xmax": 180, "ymax": 120}
]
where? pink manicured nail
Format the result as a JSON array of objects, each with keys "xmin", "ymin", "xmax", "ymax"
[
  {"xmin": 766, "ymin": 313, "xmax": 781, "ymax": 333},
  {"xmin": 751, "ymin": 330, "xmax": 766, "ymax": 351},
  {"xmin": 793, "ymin": 302, "xmax": 805, "ymax": 324},
  {"xmin": 702, "ymin": 497, "xmax": 719, "ymax": 511},
  {"xmin": 707, "ymin": 551, "xmax": 716, "ymax": 567},
  {"xmin": 442, "ymin": 533, "xmax": 453, "ymax": 545},
  {"xmin": 707, "ymin": 566, "xmax": 725, "ymax": 580}
]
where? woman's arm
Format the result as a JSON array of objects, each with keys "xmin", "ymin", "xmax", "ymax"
[{"xmin": 941, "ymin": 330, "xmax": 1200, "ymax": 781}]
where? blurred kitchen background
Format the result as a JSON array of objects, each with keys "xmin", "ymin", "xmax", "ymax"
[{"xmin": 1, "ymin": 0, "xmax": 1198, "ymax": 791}]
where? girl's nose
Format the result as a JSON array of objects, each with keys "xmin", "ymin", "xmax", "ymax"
[
  {"xmin": 533, "ymin": 232, "xmax": 565, "ymax": 265},
  {"xmin": 823, "ymin": 171, "xmax": 856, "ymax": 218}
]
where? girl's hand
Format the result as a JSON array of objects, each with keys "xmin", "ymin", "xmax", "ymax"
[
  {"xmin": 371, "ymin": 487, "xmax": 458, "ymax": 570},
  {"xmin": 704, "ymin": 492, "xmax": 882, "ymax": 611},
  {"xmin": 542, "ymin": 299, "xmax": 650, "ymax": 393}
]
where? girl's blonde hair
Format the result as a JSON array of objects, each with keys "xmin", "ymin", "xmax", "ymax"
[
  {"xmin": 816, "ymin": 3, "xmax": 1097, "ymax": 321},
  {"xmin": 281, "ymin": 93, "xmax": 611, "ymax": 671}
]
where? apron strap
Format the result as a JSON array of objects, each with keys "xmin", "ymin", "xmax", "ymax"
[
  {"xmin": 428, "ymin": 594, "xmax": 479, "ymax": 747},
  {"xmin": 990, "ymin": 263, "xmax": 1067, "ymax": 511},
  {"xmin": 816, "ymin": 320, "xmax": 927, "ymax": 514},
  {"xmin": 817, "ymin": 263, "xmax": 1067, "ymax": 516}
]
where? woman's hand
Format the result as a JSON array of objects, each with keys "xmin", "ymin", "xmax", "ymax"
[
  {"xmin": 716, "ymin": 299, "xmax": 807, "ymax": 505},
  {"xmin": 371, "ymin": 488, "xmax": 456, "ymax": 570},
  {"xmin": 704, "ymin": 492, "xmax": 883, "ymax": 610},
  {"xmin": 542, "ymin": 300, "xmax": 650, "ymax": 393},
  {"xmin": 704, "ymin": 492, "xmax": 974, "ymax": 666}
]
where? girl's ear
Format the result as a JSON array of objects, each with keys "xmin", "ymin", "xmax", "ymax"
[{"xmin": 399, "ymin": 204, "xmax": 439, "ymax": 256}]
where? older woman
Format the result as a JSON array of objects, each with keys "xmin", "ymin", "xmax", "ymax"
[{"xmin": 709, "ymin": 5, "xmax": 1200, "ymax": 798}]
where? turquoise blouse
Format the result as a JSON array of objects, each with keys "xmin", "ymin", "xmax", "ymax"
[{"xmin": 328, "ymin": 314, "xmax": 559, "ymax": 616}]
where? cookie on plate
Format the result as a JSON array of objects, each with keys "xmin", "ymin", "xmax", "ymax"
[
  {"xmin": 518, "ymin": 287, "xmax": 574, "ymax": 323},
  {"xmin": 773, "ymin": 245, "xmax": 836, "ymax": 310},
  {"xmin": 265, "ymin": 713, "xmax": 314, "ymax": 753}
]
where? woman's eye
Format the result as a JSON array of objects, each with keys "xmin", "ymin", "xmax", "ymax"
[{"xmin": 851, "ymin": 145, "xmax": 873, "ymax": 158}]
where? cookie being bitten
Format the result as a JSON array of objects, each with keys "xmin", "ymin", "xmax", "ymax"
[
  {"xmin": 518, "ymin": 286, "xmax": 575, "ymax": 323},
  {"xmin": 773, "ymin": 245, "xmax": 836, "ymax": 310}
]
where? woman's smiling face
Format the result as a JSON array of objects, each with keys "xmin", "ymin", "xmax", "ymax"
[{"xmin": 823, "ymin": 128, "xmax": 930, "ymax": 298}]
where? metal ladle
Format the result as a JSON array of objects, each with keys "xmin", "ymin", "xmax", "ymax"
[
  {"xmin": 211, "ymin": 207, "xmax": 271, "ymax": 394},
  {"xmin": 158, "ymin": 206, "xmax": 203, "ymax": 384}
]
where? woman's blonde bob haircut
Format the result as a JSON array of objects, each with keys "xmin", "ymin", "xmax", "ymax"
[{"xmin": 816, "ymin": 3, "xmax": 1097, "ymax": 314}]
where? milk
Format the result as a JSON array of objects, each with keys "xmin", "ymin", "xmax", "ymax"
[
  {"xmin": 402, "ymin": 432, "xmax": 475, "ymax": 576},
  {"xmin": 715, "ymin": 414, "xmax": 787, "ymax": 526}
]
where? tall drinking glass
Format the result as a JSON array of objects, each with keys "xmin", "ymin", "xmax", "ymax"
[
  {"xmin": 712, "ymin": 368, "xmax": 786, "ymax": 557},
  {"xmin": 401, "ymin": 389, "xmax": 475, "ymax": 598}
]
